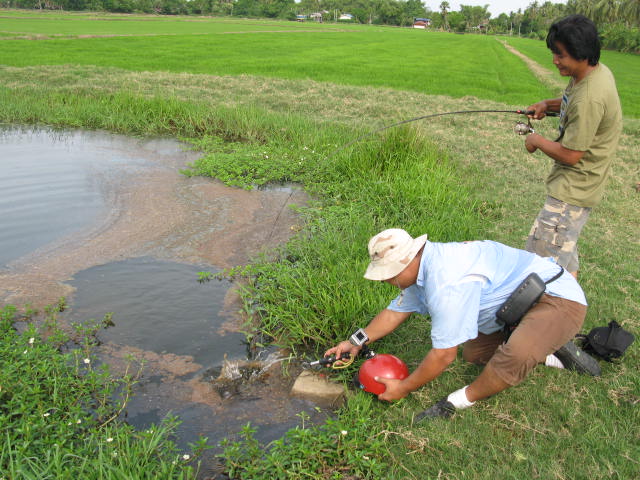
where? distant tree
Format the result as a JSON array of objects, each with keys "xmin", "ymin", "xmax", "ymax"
[
  {"xmin": 447, "ymin": 10, "xmax": 465, "ymax": 31},
  {"xmin": 592, "ymin": 0, "xmax": 620, "ymax": 23},
  {"xmin": 459, "ymin": 4, "xmax": 490, "ymax": 31},
  {"xmin": 622, "ymin": 0, "xmax": 640, "ymax": 25},
  {"xmin": 404, "ymin": 0, "xmax": 428, "ymax": 20},
  {"xmin": 439, "ymin": 1, "xmax": 450, "ymax": 30}
]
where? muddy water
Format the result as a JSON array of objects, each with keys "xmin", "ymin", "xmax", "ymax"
[{"xmin": 0, "ymin": 126, "xmax": 322, "ymax": 478}]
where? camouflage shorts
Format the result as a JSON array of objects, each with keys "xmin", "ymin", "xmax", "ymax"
[{"xmin": 525, "ymin": 196, "xmax": 591, "ymax": 273}]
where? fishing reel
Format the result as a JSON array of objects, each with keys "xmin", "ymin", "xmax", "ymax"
[
  {"xmin": 514, "ymin": 119, "xmax": 535, "ymax": 136},
  {"xmin": 302, "ymin": 344, "xmax": 376, "ymax": 369}
]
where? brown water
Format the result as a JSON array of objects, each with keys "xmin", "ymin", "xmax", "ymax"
[{"xmin": 0, "ymin": 126, "xmax": 321, "ymax": 478}]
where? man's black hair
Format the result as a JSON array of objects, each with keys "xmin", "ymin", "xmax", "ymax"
[{"xmin": 546, "ymin": 14, "xmax": 600, "ymax": 66}]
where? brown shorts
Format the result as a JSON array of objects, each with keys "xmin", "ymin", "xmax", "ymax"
[
  {"xmin": 525, "ymin": 196, "xmax": 591, "ymax": 273},
  {"xmin": 462, "ymin": 294, "xmax": 587, "ymax": 386}
]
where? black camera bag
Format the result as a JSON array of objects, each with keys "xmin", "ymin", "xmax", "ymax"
[
  {"xmin": 576, "ymin": 321, "xmax": 635, "ymax": 362},
  {"xmin": 496, "ymin": 267, "xmax": 565, "ymax": 328},
  {"xmin": 496, "ymin": 273, "xmax": 546, "ymax": 327}
]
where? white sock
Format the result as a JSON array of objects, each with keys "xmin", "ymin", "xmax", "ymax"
[
  {"xmin": 447, "ymin": 386, "xmax": 475, "ymax": 409},
  {"xmin": 545, "ymin": 354, "xmax": 565, "ymax": 369}
]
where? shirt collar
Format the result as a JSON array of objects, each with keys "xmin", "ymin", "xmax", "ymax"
[{"xmin": 415, "ymin": 241, "xmax": 432, "ymax": 287}]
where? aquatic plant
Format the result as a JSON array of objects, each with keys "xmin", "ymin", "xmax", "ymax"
[{"xmin": 0, "ymin": 304, "xmax": 208, "ymax": 478}]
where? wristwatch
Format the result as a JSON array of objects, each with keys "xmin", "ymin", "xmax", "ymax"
[{"xmin": 349, "ymin": 328, "xmax": 369, "ymax": 346}]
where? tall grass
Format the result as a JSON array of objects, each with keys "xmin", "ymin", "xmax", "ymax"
[{"xmin": 223, "ymin": 127, "xmax": 481, "ymax": 347}]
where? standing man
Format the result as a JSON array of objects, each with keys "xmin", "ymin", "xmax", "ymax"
[
  {"xmin": 524, "ymin": 15, "xmax": 622, "ymax": 277},
  {"xmin": 325, "ymin": 229, "xmax": 600, "ymax": 420}
]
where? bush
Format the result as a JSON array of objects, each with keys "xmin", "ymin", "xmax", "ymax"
[{"xmin": 600, "ymin": 24, "xmax": 640, "ymax": 53}]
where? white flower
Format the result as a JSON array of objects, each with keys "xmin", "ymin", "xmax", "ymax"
[
  {"xmin": 341, "ymin": 430, "xmax": 348, "ymax": 436},
  {"xmin": 182, "ymin": 454, "xmax": 190, "ymax": 460},
  {"xmin": 83, "ymin": 358, "xmax": 90, "ymax": 364},
  {"xmin": 112, "ymin": 451, "xmax": 118, "ymax": 457},
  {"xmin": 23, "ymin": 350, "xmax": 28, "ymax": 354},
  {"xmin": 106, "ymin": 437, "xmax": 114, "ymax": 443},
  {"xmin": 43, "ymin": 412, "xmax": 50, "ymax": 417},
  {"xmin": 363, "ymin": 455, "xmax": 370, "ymax": 460},
  {"xmin": 29, "ymin": 337, "xmax": 35, "ymax": 344},
  {"xmin": 76, "ymin": 419, "xmax": 81, "ymax": 424}
]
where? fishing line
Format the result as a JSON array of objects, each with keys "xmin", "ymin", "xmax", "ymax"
[{"xmin": 329, "ymin": 109, "xmax": 558, "ymax": 158}]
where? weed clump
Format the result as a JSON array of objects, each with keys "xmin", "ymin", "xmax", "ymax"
[{"xmin": 0, "ymin": 304, "xmax": 207, "ymax": 478}]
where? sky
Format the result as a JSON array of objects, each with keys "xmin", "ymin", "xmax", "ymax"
[{"xmin": 430, "ymin": 0, "xmax": 567, "ymax": 18}]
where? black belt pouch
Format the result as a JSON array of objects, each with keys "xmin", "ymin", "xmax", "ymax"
[{"xmin": 496, "ymin": 273, "xmax": 546, "ymax": 327}]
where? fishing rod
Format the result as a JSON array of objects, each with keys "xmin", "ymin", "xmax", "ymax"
[{"xmin": 331, "ymin": 108, "xmax": 559, "ymax": 157}]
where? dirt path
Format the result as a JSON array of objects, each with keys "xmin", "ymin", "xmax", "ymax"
[{"xmin": 499, "ymin": 39, "xmax": 566, "ymax": 93}]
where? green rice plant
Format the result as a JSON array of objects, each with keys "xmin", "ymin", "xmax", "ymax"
[
  {"xmin": 0, "ymin": 11, "xmax": 353, "ymax": 36},
  {"xmin": 0, "ymin": 28, "xmax": 555, "ymax": 107}
]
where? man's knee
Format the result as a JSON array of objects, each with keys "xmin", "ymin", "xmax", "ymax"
[{"xmin": 462, "ymin": 348, "xmax": 485, "ymax": 365}]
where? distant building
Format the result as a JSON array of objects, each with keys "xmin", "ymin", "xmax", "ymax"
[
  {"xmin": 413, "ymin": 17, "xmax": 431, "ymax": 29},
  {"xmin": 310, "ymin": 12, "xmax": 323, "ymax": 22},
  {"xmin": 296, "ymin": 14, "xmax": 307, "ymax": 22},
  {"xmin": 339, "ymin": 13, "xmax": 354, "ymax": 21}
]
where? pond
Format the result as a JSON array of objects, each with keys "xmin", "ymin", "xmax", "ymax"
[{"xmin": 0, "ymin": 126, "xmax": 323, "ymax": 478}]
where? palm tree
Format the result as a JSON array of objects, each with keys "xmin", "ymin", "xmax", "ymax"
[
  {"xmin": 592, "ymin": 0, "xmax": 620, "ymax": 23},
  {"xmin": 622, "ymin": 0, "xmax": 640, "ymax": 25},
  {"xmin": 566, "ymin": 0, "xmax": 595, "ymax": 18},
  {"xmin": 439, "ymin": 1, "xmax": 450, "ymax": 30}
]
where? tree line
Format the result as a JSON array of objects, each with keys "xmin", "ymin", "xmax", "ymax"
[{"xmin": 2, "ymin": 0, "xmax": 638, "ymax": 52}]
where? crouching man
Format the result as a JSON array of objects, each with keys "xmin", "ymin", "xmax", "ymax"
[{"xmin": 325, "ymin": 229, "xmax": 600, "ymax": 420}]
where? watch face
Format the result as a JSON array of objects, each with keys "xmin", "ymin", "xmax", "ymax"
[{"xmin": 354, "ymin": 331, "xmax": 367, "ymax": 342}]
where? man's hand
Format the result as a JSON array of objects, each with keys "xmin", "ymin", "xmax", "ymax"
[
  {"xmin": 525, "ymin": 133, "xmax": 541, "ymax": 153},
  {"xmin": 375, "ymin": 377, "xmax": 410, "ymax": 402},
  {"xmin": 324, "ymin": 341, "xmax": 361, "ymax": 366},
  {"xmin": 526, "ymin": 101, "xmax": 549, "ymax": 120}
]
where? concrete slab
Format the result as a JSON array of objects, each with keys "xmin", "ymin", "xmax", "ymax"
[{"xmin": 290, "ymin": 370, "xmax": 346, "ymax": 407}]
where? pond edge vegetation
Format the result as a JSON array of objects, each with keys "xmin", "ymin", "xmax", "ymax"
[{"xmin": 1, "ymin": 58, "xmax": 638, "ymax": 479}]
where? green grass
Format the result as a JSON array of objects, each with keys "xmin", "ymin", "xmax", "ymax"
[
  {"xmin": 0, "ymin": 12, "xmax": 638, "ymax": 480},
  {"xmin": 0, "ymin": 23, "xmax": 555, "ymax": 106},
  {"xmin": 0, "ymin": 11, "xmax": 354, "ymax": 35},
  {"xmin": 0, "ymin": 304, "xmax": 206, "ymax": 478},
  {"xmin": 503, "ymin": 35, "xmax": 640, "ymax": 117}
]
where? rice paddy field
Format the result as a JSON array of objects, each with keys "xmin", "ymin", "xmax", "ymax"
[{"xmin": 1, "ymin": 10, "xmax": 639, "ymax": 479}]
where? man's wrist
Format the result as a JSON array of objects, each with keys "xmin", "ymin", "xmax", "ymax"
[{"xmin": 349, "ymin": 328, "xmax": 369, "ymax": 346}]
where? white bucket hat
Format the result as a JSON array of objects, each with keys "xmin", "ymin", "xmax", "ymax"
[{"xmin": 364, "ymin": 228, "xmax": 428, "ymax": 281}]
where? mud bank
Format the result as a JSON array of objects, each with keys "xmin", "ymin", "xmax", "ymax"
[{"xmin": 0, "ymin": 127, "xmax": 317, "ymax": 478}]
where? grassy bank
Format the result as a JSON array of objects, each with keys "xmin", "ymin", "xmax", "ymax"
[
  {"xmin": 1, "ymin": 13, "xmax": 639, "ymax": 478},
  {"xmin": 0, "ymin": 304, "xmax": 206, "ymax": 478}
]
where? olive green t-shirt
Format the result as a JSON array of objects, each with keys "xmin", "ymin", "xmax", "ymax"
[{"xmin": 547, "ymin": 63, "xmax": 622, "ymax": 207}]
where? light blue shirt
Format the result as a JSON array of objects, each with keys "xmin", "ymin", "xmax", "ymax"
[{"xmin": 387, "ymin": 240, "xmax": 587, "ymax": 349}]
